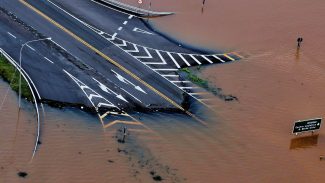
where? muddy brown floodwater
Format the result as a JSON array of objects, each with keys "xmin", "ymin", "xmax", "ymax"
[{"xmin": 1, "ymin": 0, "xmax": 325, "ymax": 182}]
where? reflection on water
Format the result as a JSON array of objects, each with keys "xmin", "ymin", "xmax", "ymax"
[{"xmin": 290, "ymin": 134, "xmax": 319, "ymax": 150}]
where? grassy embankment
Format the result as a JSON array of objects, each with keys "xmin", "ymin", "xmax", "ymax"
[
  {"xmin": 179, "ymin": 67, "xmax": 238, "ymax": 101},
  {"xmin": 0, "ymin": 54, "xmax": 33, "ymax": 101}
]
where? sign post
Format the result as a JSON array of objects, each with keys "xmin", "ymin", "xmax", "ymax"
[{"xmin": 292, "ymin": 118, "xmax": 322, "ymax": 135}]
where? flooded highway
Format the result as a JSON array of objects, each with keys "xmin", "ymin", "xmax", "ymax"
[{"xmin": 1, "ymin": 0, "xmax": 325, "ymax": 182}]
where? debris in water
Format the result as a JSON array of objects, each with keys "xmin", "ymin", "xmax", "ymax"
[{"xmin": 17, "ymin": 171, "xmax": 28, "ymax": 178}]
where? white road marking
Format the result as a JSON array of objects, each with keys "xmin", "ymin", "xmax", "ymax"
[
  {"xmin": 112, "ymin": 33, "xmax": 117, "ymax": 40},
  {"xmin": 153, "ymin": 68, "xmax": 178, "ymax": 71},
  {"xmin": 132, "ymin": 27, "xmax": 154, "ymax": 35},
  {"xmin": 121, "ymin": 88, "xmax": 143, "ymax": 104},
  {"xmin": 141, "ymin": 50, "xmax": 166, "ymax": 65},
  {"xmin": 178, "ymin": 53, "xmax": 191, "ymax": 66},
  {"xmin": 125, "ymin": 44, "xmax": 139, "ymax": 53},
  {"xmin": 202, "ymin": 55, "xmax": 213, "ymax": 63},
  {"xmin": 213, "ymin": 55, "xmax": 225, "ymax": 63},
  {"xmin": 44, "ymin": 57, "xmax": 54, "ymax": 64},
  {"xmin": 171, "ymin": 80, "xmax": 191, "ymax": 83},
  {"xmin": 167, "ymin": 52, "xmax": 181, "ymax": 68},
  {"xmin": 118, "ymin": 27, "xmax": 123, "ymax": 31},
  {"xmin": 26, "ymin": 44, "xmax": 35, "ymax": 51},
  {"xmin": 128, "ymin": 15, "xmax": 134, "ymax": 19},
  {"xmin": 50, "ymin": 39, "xmax": 68, "ymax": 52},
  {"xmin": 180, "ymin": 86, "xmax": 198, "ymax": 89},
  {"xmin": 111, "ymin": 69, "xmax": 147, "ymax": 94},
  {"xmin": 93, "ymin": 78, "xmax": 128, "ymax": 103},
  {"xmin": 190, "ymin": 54, "xmax": 202, "ymax": 65},
  {"xmin": 161, "ymin": 74, "xmax": 179, "ymax": 77},
  {"xmin": 134, "ymin": 47, "xmax": 153, "ymax": 59},
  {"xmin": 7, "ymin": 32, "xmax": 16, "ymax": 39},
  {"xmin": 123, "ymin": 21, "xmax": 128, "ymax": 25},
  {"xmin": 116, "ymin": 40, "xmax": 127, "ymax": 47}
]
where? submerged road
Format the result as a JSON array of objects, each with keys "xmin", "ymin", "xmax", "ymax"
[{"xmin": 0, "ymin": 0, "xmax": 241, "ymax": 125}]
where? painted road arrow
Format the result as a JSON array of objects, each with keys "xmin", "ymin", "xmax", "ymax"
[
  {"xmin": 93, "ymin": 78, "xmax": 129, "ymax": 103},
  {"xmin": 111, "ymin": 70, "xmax": 147, "ymax": 94},
  {"xmin": 132, "ymin": 27, "xmax": 154, "ymax": 35}
]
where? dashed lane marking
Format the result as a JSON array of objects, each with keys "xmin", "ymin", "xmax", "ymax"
[
  {"xmin": 123, "ymin": 21, "xmax": 128, "ymax": 25},
  {"xmin": 128, "ymin": 15, "xmax": 134, "ymax": 19},
  {"xmin": 118, "ymin": 27, "xmax": 123, "ymax": 31},
  {"xmin": 7, "ymin": 32, "xmax": 16, "ymax": 39},
  {"xmin": 44, "ymin": 57, "xmax": 54, "ymax": 64}
]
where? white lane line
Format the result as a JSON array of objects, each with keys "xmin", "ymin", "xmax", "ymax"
[
  {"xmin": 161, "ymin": 74, "xmax": 179, "ymax": 77},
  {"xmin": 44, "ymin": 57, "xmax": 54, "ymax": 64},
  {"xmin": 123, "ymin": 21, "xmax": 128, "ymax": 25},
  {"xmin": 213, "ymin": 55, "xmax": 225, "ymax": 63},
  {"xmin": 167, "ymin": 52, "xmax": 181, "ymax": 68},
  {"xmin": 118, "ymin": 27, "xmax": 123, "ymax": 31},
  {"xmin": 26, "ymin": 44, "xmax": 35, "ymax": 51},
  {"xmin": 121, "ymin": 88, "xmax": 143, "ymax": 104},
  {"xmin": 128, "ymin": 15, "xmax": 134, "ymax": 19},
  {"xmin": 153, "ymin": 68, "xmax": 178, "ymax": 71},
  {"xmin": 178, "ymin": 53, "xmax": 191, "ymax": 66},
  {"xmin": 202, "ymin": 55, "xmax": 213, "ymax": 64},
  {"xmin": 7, "ymin": 32, "xmax": 16, "ymax": 39},
  {"xmin": 190, "ymin": 54, "xmax": 202, "ymax": 65}
]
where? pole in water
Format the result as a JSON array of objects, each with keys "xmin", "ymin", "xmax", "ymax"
[
  {"xmin": 297, "ymin": 37, "xmax": 303, "ymax": 48},
  {"xmin": 121, "ymin": 126, "xmax": 127, "ymax": 143}
]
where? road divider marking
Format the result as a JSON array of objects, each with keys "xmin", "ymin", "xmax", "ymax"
[{"xmin": 7, "ymin": 32, "xmax": 16, "ymax": 39}]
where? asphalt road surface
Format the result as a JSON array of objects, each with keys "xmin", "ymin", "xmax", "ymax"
[{"xmin": 0, "ymin": 0, "xmax": 241, "ymax": 124}]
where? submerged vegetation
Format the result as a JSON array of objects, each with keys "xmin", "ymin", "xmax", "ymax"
[
  {"xmin": 179, "ymin": 67, "xmax": 238, "ymax": 101},
  {"xmin": 0, "ymin": 54, "xmax": 33, "ymax": 101}
]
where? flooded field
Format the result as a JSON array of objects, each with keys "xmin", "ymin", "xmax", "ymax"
[{"xmin": 1, "ymin": 0, "xmax": 325, "ymax": 182}]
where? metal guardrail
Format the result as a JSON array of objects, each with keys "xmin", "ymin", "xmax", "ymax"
[
  {"xmin": 92, "ymin": 0, "xmax": 174, "ymax": 17},
  {"xmin": 0, "ymin": 48, "xmax": 43, "ymax": 161}
]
